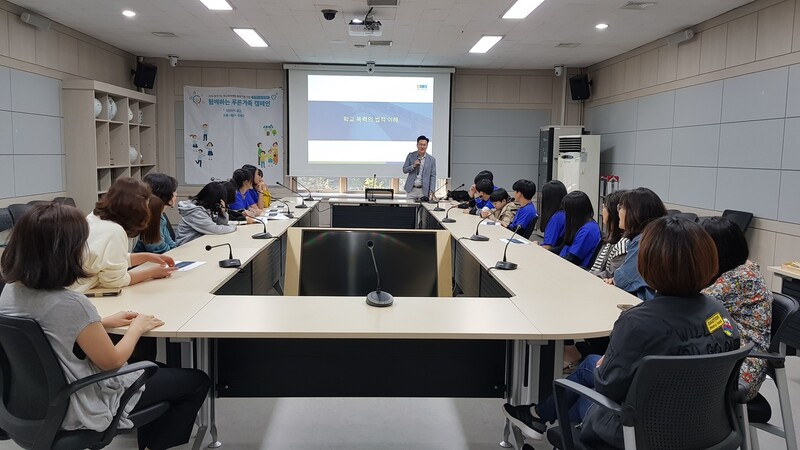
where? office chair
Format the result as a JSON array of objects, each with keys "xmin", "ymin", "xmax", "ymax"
[
  {"xmin": 0, "ymin": 208, "xmax": 11, "ymax": 233},
  {"xmin": 738, "ymin": 292, "xmax": 799, "ymax": 450},
  {"xmin": 672, "ymin": 212, "xmax": 699, "ymax": 222},
  {"xmin": 0, "ymin": 314, "xmax": 170, "ymax": 450},
  {"xmin": 7, "ymin": 204, "xmax": 33, "ymax": 226},
  {"xmin": 520, "ymin": 217, "xmax": 539, "ymax": 240},
  {"xmin": 546, "ymin": 344, "xmax": 752, "ymax": 450},
  {"xmin": 666, "ymin": 209, "xmax": 682, "ymax": 216},
  {"xmin": 52, "ymin": 197, "xmax": 77, "ymax": 208},
  {"xmin": 722, "ymin": 209, "xmax": 754, "ymax": 233}
]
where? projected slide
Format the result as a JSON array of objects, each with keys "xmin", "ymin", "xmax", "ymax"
[{"xmin": 307, "ymin": 75, "xmax": 434, "ymax": 164}]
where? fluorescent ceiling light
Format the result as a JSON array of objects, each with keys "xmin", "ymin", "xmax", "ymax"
[
  {"xmin": 199, "ymin": 0, "xmax": 233, "ymax": 11},
  {"xmin": 502, "ymin": 0, "xmax": 546, "ymax": 19},
  {"xmin": 122, "ymin": 10, "xmax": 136, "ymax": 17},
  {"xmin": 351, "ymin": 18, "xmax": 363, "ymax": 24},
  {"xmin": 233, "ymin": 28, "xmax": 269, "ymax": 47},
  {"xmin": 469, "ymin": 36, "xmax": 503, "ymax": 53},
  {"xmin": 595, "ymin": 23, "xmax": 609, "ymax": 29}
]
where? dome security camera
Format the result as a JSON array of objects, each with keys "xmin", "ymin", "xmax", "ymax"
[
  {"xmin": 321, "ymin": 9, "xmax": 337, "ymax": 20},
  {"xmin": 554, "ymin": 65, "xmax": 564, "ymax": 77},
  {"xmin": 169, "ymin": 55, "xmax": 179, "ymax": 67},
  {"xmin": 366, "ymin": 61, "xmax": 376, "ymax": 74}
]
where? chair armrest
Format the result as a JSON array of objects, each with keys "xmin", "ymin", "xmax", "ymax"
[
  {"xmin": 747, "ymin": 351, "xmax": 785, "ymax": 368},
  {"xmin": 553, "ymin": 379, "xmax": 629, "ymax": 450},
  {"xmin": 34, "ymin": 362, "xmax": 159, "ymax": 450}
]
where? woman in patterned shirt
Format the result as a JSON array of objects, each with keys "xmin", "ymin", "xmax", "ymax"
[{"xmin": 701, "ymin": 216, "xmax": 772, "ymax": 401}]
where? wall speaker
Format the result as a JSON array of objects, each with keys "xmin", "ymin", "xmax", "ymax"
[
  {"xmin": 20, "ymin": 12, "xmax": 51, "ymax": 30},
  {"xmin": 569, "ymin": 74, "xmax": 591, "ymax": 101},
  {"xmin": 666, "ymin": 29, "xmax": 694, "ymax": 47},
  {"xmin": 133, "ymin": 62, "xmax": 158, "ymax": 89}
]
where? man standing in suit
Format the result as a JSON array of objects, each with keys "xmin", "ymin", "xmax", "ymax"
[{"xmin": 402, "ymin": 135, "xmax": 436, "ymax": 201}]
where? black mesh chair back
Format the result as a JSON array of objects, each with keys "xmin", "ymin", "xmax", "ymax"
[
  {"xmin": 0, "ymin": 315, "xmax": 162, "ymax": 450},
  {"xmin": 625, "ymin": 345, "xmax": 749, "ymax": 450},
  {"xmin": 7, "ymin": 204, "xmax": 33, "ymax": 226},
  {"xmin": 0, "ymin": 208, "xmax": 11, "ymax": 232},
  {"xmin": 771, "ymin": 292, "xmax": 800, "ymax": 351},
  {"xmin": 520, "ymin": 216, "xmax": 539, "ymax": 239},
  {"xmin": 51, "ymin": 197, "xmax": 77, "ymax": 208},
  {"xmin": 721, "ymin": 209, "xmax": 753, "ymax": 233},
  {"xmin": 672, "ymin": 212, "xmax": 698, "ymax": 222},
  {"xmin": 666, "ymin": 209, "xmax": 682, "ymax": 216}
]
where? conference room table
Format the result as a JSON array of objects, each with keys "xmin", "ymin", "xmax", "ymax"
[{"xmin": 90, "ymin": 197, "xmax": 638, "ymax": 450}]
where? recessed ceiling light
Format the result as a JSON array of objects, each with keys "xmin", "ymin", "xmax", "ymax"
[
  {"xmin": 199, "ymin": 0, "xmax": 233, "ymax": 11},
  {"xmin": 351, "ymin": 18, "xmax": 363, "ymax": 24},
  {"xmin": 502, "ymin": 0, "xmax": 546, "ymax": 19},
  {"xmin": 122, "ymin": 10, "xmax": 136, "ymax": 17},
  {"xmin": 152, "ymin": 31, "xmax": 178, "ymax": 38},
  {"xmin": 232, "ymin": 28, "xmax": 268, "ymax": 47},
  {"xmin": 595, "ymin": 23, "xmax": 609, "ymax": 30},
  {"xmin": 469, "ymin": 36, "xmax": 503, "ymax": 54}
]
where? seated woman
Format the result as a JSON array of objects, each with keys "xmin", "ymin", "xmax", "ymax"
[
  {"xmin": 133, "ymin": 195, "xmax": 170, "ymax": 254},
  {"xmin": 176, "ymin": 180, "xmax": 254, "ymax": 246},
  {"xmin": 589, "ymin": 189, "xmax": 629, "ymax": 278},
  {"xmin": 609, "ymin": 187, "xmax": 667, "ymax": 301},
  {"xmin": 0, "ymin": 203, "xmax": 209, "ymax": 450},
  {"xmin": 140, "ymin": 173, "xmax": 179, "ymax": 253},
  {"xmin": 538, "ymin": 180, "xmax": 567, "ymax": 251},
  {"xmin": 228, "ymin": 168, "xmax": 260, "ymax": 217},
  {"xmin": 71, "ymin": 177, "xmax": 176, "ymax": 294},
  {"xmin": 503, "ymin": 216, "xmax": 741, "ymax": 448},
  {"xmin": 243, "ymin": 164, "xmax": 271, "ymax": 208},
  {"xmin": 480, "ymin": 188, "xmax": 518, "ymax": 227},
  {"xmin": 701, "ymin": 216, "xmax": 772, "ymax": 401},
  {"xmin": 558, "ymin": 191, "xmax": 602, "ymax": 268}
]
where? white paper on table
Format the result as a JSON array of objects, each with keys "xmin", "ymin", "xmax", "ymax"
[
  {"xmin": 481, "ymin": 221, "xmax": 504, "ymax": 226},
  {"xmin": 264, "ymin": 212, "xmax": 291, "ymax": 220},
  {"xmin": 499, "ymin": 238, "xmax": 531, "ymax": 245},
  {"xmin": 174, "ymin": 261, "xmax": 206, "ymax": 272}
]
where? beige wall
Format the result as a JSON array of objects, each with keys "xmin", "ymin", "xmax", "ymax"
[
  {"xmin": 584, "ymin": 0, "xmax": 800, "ymax": 290},
  {"xmin": 0, "ymin": 0, "xmax": 137, "ymax": 208}
]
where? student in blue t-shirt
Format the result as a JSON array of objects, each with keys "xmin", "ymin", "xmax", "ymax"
[
  {"xmin": 538, "ymin": 180, "xmax": 568, "ymax": 251},
  {"xmin": 469, "ymin": 170, "xmax": 498, "ymax": 210},
  {"xmin": 558, "ymin": 191, "xmax": 602, "ymax": 268},
  {"xmin": 228, "ymin": 168, "xmax": 258, "ymax": 217},
  {"xmin": 506, "ymin": 179, "xmax": 538, "ymax": 233},
  {"xmin": 465, "ymin": 178, "xmax": 495, "ymax": 215}
]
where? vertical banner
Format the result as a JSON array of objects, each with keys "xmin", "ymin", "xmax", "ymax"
[{"xmin": 184, "ymin": 86, "xmax": 283, "ymax": 184}]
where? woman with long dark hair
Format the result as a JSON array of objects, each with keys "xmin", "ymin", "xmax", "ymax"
[
  {"xmin": 538, "ymin": 180, "xmax": 568, "ymax": 251},
  {"xmin": 558, "ymin": 191, "xmax": 601, "ymax": 268},
  {"xmin": 175, "ymin": 180, "xmax": 253, "ymax": 246},
  {"xmin": 589, "ymin": 189, "xmax": 629, "ymax": 278}
]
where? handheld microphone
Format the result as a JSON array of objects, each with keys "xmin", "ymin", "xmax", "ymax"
[
  {"xmin": 271, "ymin": 198, "xmax": 295, "ymax": 218},
  {"xmin": 430, "ymin": 183, "xmax": 449, "ymax": 210},
  {"xmin": 275, "ymin": 181, "xmax": 308, "ymax": 209},
  {"xmin": 251, "ymin": 218, "xmax": 272, "ymax": 239},
  {"xmin": 294, "ymin": 179, "xmax": 315, "ymax": 201},
  {"xmin": 495, "ymin": 225, "xmax": 522, "ymax": 270},
  {"xmin": 372, "ymin": 173, "xmax": 377, "ymax": 187},
  {"xmin": 366, "ymin": 240, "xmax": 393, "ymax": 307},
  {"xmin": 445, "ymin": 183, "xmax": 465, "ymax": 200},
  {"xmin": 470, "ymin": 216, "xmax": 490, "ymax": 241},
  {"xmin": 442, "ymin": 201, "xmax": 467, "ymax": 223},
  {"xmin": 205, "ymin": 243, "xmax": 241, "ymax": 268}
]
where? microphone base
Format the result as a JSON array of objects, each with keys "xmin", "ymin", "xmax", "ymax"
[
  {"xmin": 494, "ymin": 260, "xmax": 518, "ymax": 270},
  {"xmin": 441, "ymin": 217, "xmax": 456, "ymax": 223},
  {"xmin": 470, "ymin": 234, "xmax": 490, "ymax": 241},
  {"xmin": 252, "ymin": 232, "xmax": 272, "ymax": 239},
  {"xmin": 305, "ymin": 196, "xmax": 314, "ymax": 201},
  {"xmin": 218, "ymin": 259, "xmax": 241, "ymax": 268},
  {"xmin": 366, "ymin": 290, "xmax": 394, "ymax": 307},
  {"xmin": 285, "ymin": 213, "xmax": 295, "ymax": 218},
  {"xmin": 432, "ymin": 206, "xmax": 446, "ymax": 211},
  {"xmin": 295, "ymin": 203, "xmax": 309, "ymax": 209}
]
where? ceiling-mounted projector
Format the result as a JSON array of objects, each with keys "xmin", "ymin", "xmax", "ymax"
[{"xmin": 349, "ymin": 20, "xmax": 382, "ymax": 36}]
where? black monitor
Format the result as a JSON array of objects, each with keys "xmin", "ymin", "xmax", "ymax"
[{"xmin": 285, "ymin": 228, "xmax": 452, "ymax": 297}]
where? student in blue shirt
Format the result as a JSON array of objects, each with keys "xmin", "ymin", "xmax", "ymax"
[
  {"xmin": 607, "ymin": 187, "xmax": 667, "ymax": 300},
  {"xmin": 558, "ymin": 191, "xmax": 602, "ymax": 268},
  {"xmin": 228, "ymin": 168, "xmax": 258, "ymax": 217},
  {"xmin": 538, "ymin": 180, "xmax": 568, "ymax": 251},
  {"xmin": 465, "ymin": 178, "xmax": 495, "ymax": 215},
  {"xmin": 469, "ymin": 170, "xmax": 497, "ymax": 210},
  {"xmin": 506, "ymin": 179, "xmax": 538, "ymax": 232}
]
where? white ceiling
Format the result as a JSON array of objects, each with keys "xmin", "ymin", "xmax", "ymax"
[{"xmin": 12, "ymin": 0, "xmax": 754, "ymax": 69}]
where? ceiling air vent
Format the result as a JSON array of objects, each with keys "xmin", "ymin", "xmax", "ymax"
[
  {"xmin": 556, "ymin": 43, "xmax": 580, "ymax": 48},
  {"xmin": 369, "ymin": 40, "xmax": 393, "ymax": 47},
  {"xmin": 152, "ymin": 32, "xmax": 178, "ymax": 38},
  {"xmin": 368, "ymin": 0, "xmax": 398, "ymax": 6},
  {"xmin": 620, "ymin": 2, "xmax": 657, "ymax": 10}
]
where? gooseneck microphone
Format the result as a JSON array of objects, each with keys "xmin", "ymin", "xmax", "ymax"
[
  {"xmin": 470, "ymin": 216, "xmax": 490, "ymax": 241},
  {"xmin": 275, "ymin": 181, "xmax": 309, "ymax": 209},
  {"xmin": 365, "ymin": 240, "xmax": 394, "ymax": 307},
  {"xmin": 205, "ymin": 243, "xmax": 241, "ymax": 268},
  {"xmin": 430, "ymin": 183, "xmax": 449, "ymax": 210},
  {"xmin": 294, "ymin": 178, "xmax": 315, "ymax": 201},
  {"xmin": 445, "ymin": 183, "xmax": 465, "ymax": 200},
  {"xmin": 271, "ymin": 198, "xmax": 295, "ymax": 218},
  {"xmin": 442, "ymin": 202, "xmax": 467, "ymax": 223},
  {"xmin": 495, "ymin": 225, "xmax": 522, "ymax": 270},
  {"xmin": 251, "ymin": 218, "xmax": 272, "ymax": 239}
]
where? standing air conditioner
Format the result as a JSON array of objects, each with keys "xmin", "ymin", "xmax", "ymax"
[{"xmin": 554, "ymin": 135, "xmax": 601, "ymax": 216}]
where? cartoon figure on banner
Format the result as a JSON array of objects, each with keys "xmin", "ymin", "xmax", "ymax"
[
  {"xmin": 190, "ymin": 134, "xmax": 198, "ymax": 148},
  {"xmin": 195, "ymin": 148, "xmax": 205, "ymax": 167},
  {"xmin": 263, "ymin": 124, "xmax": 277, "ymax": 137},
  {"xmin": 202, "ymin": 123, "xmax": 209, "ymax": 141},
  {"xmin": 190, "ymin": 91, "xmax": 202, "ymax": 105},
  {"xmin": 206, "ymin": 142, "xmax": 214, "ymax": 161},
  {"xmin": 257, "ymin": 142, "xmax": 266, "ymax": 168},
  {"xmin": 268, "ymin": 142, "xmax": 279, "ymax": 166}
]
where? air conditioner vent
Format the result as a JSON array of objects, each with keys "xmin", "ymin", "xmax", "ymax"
[{"xmin": 558, "ymin": 136, "xmax": 582, "ymax": 152}]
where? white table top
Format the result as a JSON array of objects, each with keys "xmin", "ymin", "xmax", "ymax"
[
  {"xmin": 769, "ymin": 265, "xmax": 800, "ymax": 280},
  {"xmin": 327, "ymin": 197, "xmax": 422, "ymax": 206}
]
